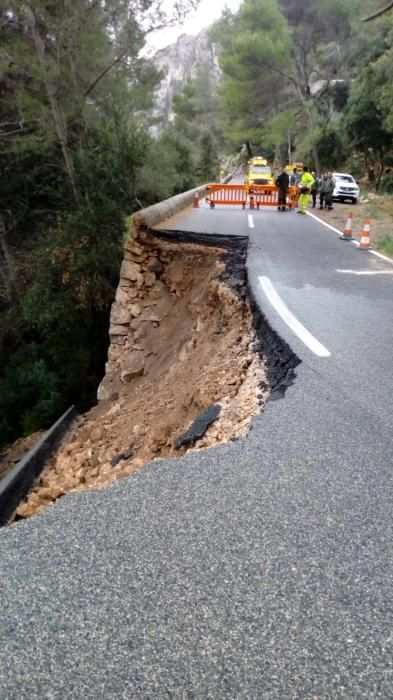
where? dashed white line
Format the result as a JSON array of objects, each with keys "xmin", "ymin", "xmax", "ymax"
[
  {"xmin": 305, "ymin": 210, "xmax": 393, "ymax": 265},
  {"xmin": 258, "ymin": 276, "xmax": 331, "ymax": 358},
  {"xmin": 248, "ymin": 214, "xmax": 254, "ymax": 229}
]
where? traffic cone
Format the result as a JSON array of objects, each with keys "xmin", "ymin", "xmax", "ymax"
[
  {"xmin": 341, "ymin": 211, "xmax": 353, "ymax": 241},
  {"xmin": 359, "ymin": 218, "xmax": 371, "ymax": 249},
  {"xmin": 193, "ymin": 192, "xmax": 199, "ymax": 208}
]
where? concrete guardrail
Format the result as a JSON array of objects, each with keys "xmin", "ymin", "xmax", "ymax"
[{"xmin": 133, "ymin": 172, "xmax": 234, "ymax": 230}]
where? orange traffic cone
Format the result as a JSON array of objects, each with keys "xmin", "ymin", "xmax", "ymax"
[
  {"xmin": 359, "ymin": 218, "xmax": 371, "ymax": 249},
  {"xmin": 341, "ymin": 211, "xmax": 353, "ymax": 241},
  {"xmin": 193, "ymin": 192, "xmax": 199, "ymax": 208}
]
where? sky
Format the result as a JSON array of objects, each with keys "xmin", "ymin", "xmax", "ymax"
[{"xmin": 146, "ymin": 0, "xmax": 243, "ymax": 52}]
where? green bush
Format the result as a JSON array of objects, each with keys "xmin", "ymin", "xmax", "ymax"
[
  {"xmin": 380, "ymin": 173, "xmax": 393, "ymax": 193},
  {"xmin": 376, "ymin": 235, "xmax": 393, "ymax": 257}
]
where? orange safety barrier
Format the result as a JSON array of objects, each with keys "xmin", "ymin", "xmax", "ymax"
[
  {"xmin": 251, "ymin": 185, "xmax": 299, "ymax": 210},
  {"xmin": 205, "ymin": 183, "xmax": 299, "ymax": 209},
  {"xmin": 206, "ymin": 183, "xmax": 248, "ymax": 209}
]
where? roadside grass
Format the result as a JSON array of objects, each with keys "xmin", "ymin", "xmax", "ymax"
[{"xmin": 375, "ymin": 234, "xmax": 393, "ymax": 258}]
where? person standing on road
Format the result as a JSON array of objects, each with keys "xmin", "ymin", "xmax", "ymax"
[
  {"xmin": 319, "ymin": 172, "xmax": 335, "ymax": 210},
  {"xmin": 297, "ymin": 166, "xmax": 315, "ymax": 214},
  {"xmin": 289, "ymin": 168, "xmax": 299, "ymax": 186},
  {"xmin": 311, "ymin": 171, "xmax": 320, "ymax": 208},
  {"xmin": 276, "ymin": 168, "xmax": 290, "ymax": 211},
  {"xmin": 325, "ymin": 172, "xmax": 335, "ymax": 210}
]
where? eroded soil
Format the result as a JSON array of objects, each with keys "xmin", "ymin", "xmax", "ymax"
[{"xmin": 15, "ymin": 234, "xmax": 269, "ymax": 520}]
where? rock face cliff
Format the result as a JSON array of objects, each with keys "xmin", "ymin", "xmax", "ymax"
[{"xmin": 152, "ymin": 30, "xmax": 221, "ymax": 130}]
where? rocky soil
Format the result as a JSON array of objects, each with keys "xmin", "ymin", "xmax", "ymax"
[
  {"xmin": 15, "ymin": 232, "xmax": 269, "ymax": 520},
  {"xmin": 0, "ymin": 431, "xmax": 44, "ymax": 481}
]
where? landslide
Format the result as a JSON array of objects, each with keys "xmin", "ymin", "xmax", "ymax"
[{"xmin": 15, "ymin": 234, "xmax": 269, "ymax": 520}]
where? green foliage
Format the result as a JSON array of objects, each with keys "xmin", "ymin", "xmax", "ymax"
[
  {"xmin": 0, "ymin": 0, "xmax": 203, "ymax": 448},
  {"xmin": 345, "ymin": 70, "xmax": 393, "ymax": 156},
  {"xmin": 380, "ymin": 172, "xmax": 393, "ymax": 192},
  {"xmin": 197, "ymin": 131, "xmax": 219, "ymax": 182},
  {"xmin": 138, "ymin": 129, "xmax": 197, "ymax": 201},
  {"xmin": 376, "ymin": 234, "xmax": 393, "ymax": 256},
  {"xmin": 173, "ymin": 62, "xmax": 220, "ymax": 142},
  {"xmin": 316, "ymin": 128, "xmax": 349, "ymax": 170},
  {"xmin": 210, "ymin": 0, "xmax": 393, "ymax": 179},
  {"xmin": 211, "ymin": 0, "xmax": 293, "ymax": 148},
  {"xmin": 0, "ymin": 348, "xmax": 66, "ymax": 443}
]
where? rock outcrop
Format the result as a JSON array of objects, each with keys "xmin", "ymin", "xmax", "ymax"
[{"xmin": 151, "ymin": 30, "xmax": 220, "ymax": 130}]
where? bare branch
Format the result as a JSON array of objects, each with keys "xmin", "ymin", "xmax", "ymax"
[
  {"xmin": 83, "ymin": 50, "xmax": 127, "ymax": 98},
  {"xmin": 363, "ymin": 1, "xmax": 393, "ymax": 21}
]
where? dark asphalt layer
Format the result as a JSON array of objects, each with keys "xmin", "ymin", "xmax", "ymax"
[{"xmin": 0, "ymin": 192, "xmax": 392, "ymax": 698}]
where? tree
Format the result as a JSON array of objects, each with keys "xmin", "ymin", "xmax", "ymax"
[
  {"xmin": 212, "ymin": 0, "xmax": 362, "ymax": 169},
  {"xmin": 344, "ymin": 69, "xmax": 393, "ymax": 188},
  {"xmin": 211, "ymin": 1, "xmax": 293, "ymax": 151},
  {"xmin": 0, "ymin": 0, "xmax": 203, "ymax": 446},
  {"xmin": 197, "ymin": 130, "xmax": 219, "ymax": 181}
]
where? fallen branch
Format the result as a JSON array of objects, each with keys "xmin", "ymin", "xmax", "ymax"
[{"xmin": 363, "ymin": 1, "xmax": 393, "ymax": 21}]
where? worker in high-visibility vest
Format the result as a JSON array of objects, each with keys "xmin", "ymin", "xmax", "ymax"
[{"xmin": 297, "ymin": 166, "xmax": 315, "ymax": 214}]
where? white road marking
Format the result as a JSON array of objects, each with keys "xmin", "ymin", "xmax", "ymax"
[
  {"xmin": 337, "ymin": 269, "xmax": 393, "ymax": 276},
  {"xmin": 369, "ymin": 249, "xmax": 393, "ymax": 263},
  {"xmin": 248, "ymin": 214, "xmax": 254, "ymax": 229},
  {"xmin": 305, "ymin": 210, "xmax": 393, "ymax": 265},
  {"xmin": 306, "ymin": 210, "xmax": 343, "ymax": 236},
  {"xmin": 258, "ymin": 276, "xmax": 331, "ymax": 358}
]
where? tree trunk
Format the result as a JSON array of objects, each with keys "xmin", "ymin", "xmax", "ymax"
[
  {"xmin": 25, "ymin": 3, "xmax": 79, "ymax": 200},
  {"xmin": 376, "ymin": 152, "xmax": 384, "ymax": 191},
  {"xmin": 0, "ymin": 215, "xmax": 17, "ymax": 302},
  {"xmin": 245, "ymin": 141, "xmax": 253, "ymax": 158},
  {"xmin": 295, "ymin": 85, "xmax": 321, "ymax": 173},
  {"xmin": 288, "ymin": 131, "xmax": 292, "ymax": 163}
]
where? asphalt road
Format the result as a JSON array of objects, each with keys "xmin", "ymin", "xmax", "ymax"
[{"xmin": 0, "ymin": 186, "xmax": 392, "ymax": 699}]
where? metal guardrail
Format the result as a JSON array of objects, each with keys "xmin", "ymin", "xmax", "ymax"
[{"xmin": 0, "ymin": 406, "xmax": 76, "ymax": 526}]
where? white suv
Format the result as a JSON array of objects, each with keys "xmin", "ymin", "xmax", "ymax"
[{"xmin": 332, "ymin": 172, "xmax": 360, "ymax": 204}]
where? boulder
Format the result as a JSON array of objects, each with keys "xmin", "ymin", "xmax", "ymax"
[
  {"xmin": 124, "ymin": 239, "xmax": 144, "ymax": 256},
  {"xmin": 111, "ymin": 336, "xmax": 126, "ymax": 345},
  {"xmin": 110, "ymin": 303, "xmax": 130, "ymax": 325},
  {"xmin": 124, "ymin": 250, "xmax": 145, "ymax": 264},
  {"xmin": 136, "ymin": 272, "xmax": 144, "ymax": 288},
  {"xmin": 120, "ymin": 260, "xmax": 141, "ymax": 281},
  {"xmin": 115, "ymin": 287, "xmax": 129, "ymax": 305},
  {"xmin": 150, "ymin": 280, "xmax": 169, "ymax": 299},
  {"xmin": 109, "ymin": 324, "xmax": 128, "ymax": 336},
  {"xmin": 97, "ymin": 375, "xmax": 116, "ymax": 401},
  {"xmin": 144, "ymin": 271, "xmax": 156, "ymax": 287},
  {"xmin": 121, "ymin": 352, "xmax": 145, "ymax": 382},
  {"xmin": 130, "ymin": 303, "xmax": 142, "ymax": 317}
]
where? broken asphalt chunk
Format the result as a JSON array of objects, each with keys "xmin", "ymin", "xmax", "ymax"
[{"xmin": 174, "ymin": 404, "xmax": 221, "ymax": 450}]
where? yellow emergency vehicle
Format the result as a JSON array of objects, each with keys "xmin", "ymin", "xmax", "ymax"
[
  {"xmin": 285, "ymin": 161, "xmax": 304, "ymax": 176},
  {"xmin": 245, "ymin": 157, "xmax": 274, "ymax": 186}
]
